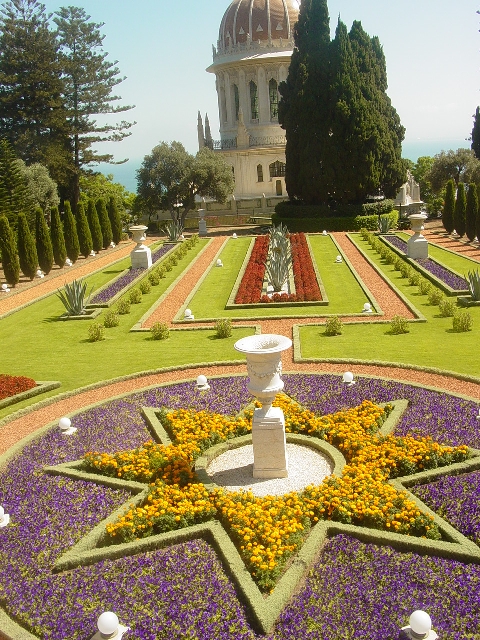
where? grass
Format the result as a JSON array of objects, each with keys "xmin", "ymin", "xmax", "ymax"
[{"xmin": 186, "ymin": 234, "xmax": 372, "ymax": 319}]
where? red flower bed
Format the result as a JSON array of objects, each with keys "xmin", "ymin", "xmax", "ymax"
[
  {"xmin": 0, "ymin": 374, "xmax": 37, "ymax": 400},
  {"xmin": 236, "ymin": 233, "xmax": 322, "ymax": 304}
]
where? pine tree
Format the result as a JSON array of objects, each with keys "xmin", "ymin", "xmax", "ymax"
[
  {"xmin": 35, "ymin": 207, "xmax": 53, "ymax": 274},
  {"xmin": 442, "ymin": 179, "xmax": 455, "ymax": 234},
  {"xmin": 0, "ymin": 139, "xmax": 32, "ymax": 229},
  {"xmin": 53, "ymin": 7, "xmax": 135, "ymax": 205},
  {"xmin": 471, "ymin": 106, "xmax": 480, "ymax": 160},
  {"xmin": 76, "ymin": 201, "xmax": 93, "ymax": 258},
  {"xmin": 453, "ymin": 182, "xmax": 466, "ymax": 238},
  {"xmin": 16, "ymin": 211, "xmax": 37, "ymax": 279},
  {"xmin": 108, "ymin": 195, "xmax": 122, "ymax": 245},
  {"xmin": 465, "ymin": 183, "xmax": 478, "ymax": 242},
  {"xmin": 86, "ymin": 199, "xmax": 103, "ymax": 253},
  {"xmin": 0, "ymin": 214, "xmax": 20, "ymax": 286},
  {"xmin": 63, "ymin": 200, "xmax": 80, "ymax": 263},
  {"xmin": 50, "ymin": 206, "xmax": 67, "ymax": 267},
  {"xmin": 96, "ymin": 198, "xmax": 112, "ymax": 248}
]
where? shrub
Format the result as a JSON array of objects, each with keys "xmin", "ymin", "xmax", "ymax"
[
  {"xmin": 148, "ymin": 270, "xmax": 161, "ymax": 286},
  {"xmin": 389, "ymin": 315, "xmax": 410, "ymax": 334},
  {"xmin": 157, "ymin": 265, "xmax": 166, "ymax": 278},
  {"xmin": 17, "ymin": 211, "xmax": 38, "ymax": 280},
  {"xmin": 87, "ymin": 199, "xmax": 103, "ymax": 253},
  {"xmin": 163, "ymin": 219, "xmax": 183, "ymax": 242},
  {"xmin": 88, "ymin": 322, "xmax": 105, "ymax": 342},
  {"xmin": 399, "ymin": 263, "xmax": 411, "ymax": 279},
  {"xmin": 408, "ymin": 271, "xmax": 421, "ymax": 286},
  {"xmin": 129, "ymin": 288, "xmax": 142, "ymax": 304},
  {"xmin": 0, "ymin": 215, "xmax": 19, "ymax": 286},
  {"xmin": 164, "ymin": 260, "xmax": 173, "ymax": 272},
  {"xmin": 169, "ymin": 254, "xmax": 178, "ymax": 266},
  {"xmin": 151, "ymin": 321, "xmax": 170, "ymax": 340},
  {"xmin": 76, "ymin": 201, "xmax": 93, "ymax": 258},
  {"xmin": 393, "ymin": 256, "xmax": 404, "ymax": 271},
  {"xmin": 324, "ymin": 316, "xmax": 343, "ymax": 336},
  {"xmin": 35, "ymin": 207, "xmax": 54, "ymax": 274},
  {"xmin": 139, "ymin": 280, "xmax": 151, "ymax": 294},
  {"xmin": 50, "ymin": 206, "xmax": 67, "ymax": 268},
  {"xmin": 452, "ymin": 310, "xmax": 473, "ymax": 332},
  {"xmin": 63, "ymin": 201, "xmax": 80, "ymax": 264},
  {"xmin": 384, "ymin": 249, "xmax": 395, "ymax": 265},
  {"xmin": 108, "ymin": 196, "xmax": 123, "ymax": 245},
  {"xmin": 439, "ymin": 298, "xmax": 457, "ymax": 317},
  {"xmin": 116, "ymin": 298, "xmax": 131, "ymax": 315},
  {"xmin": 215, "ymin": 318, "xmax": 232, "ymax": 338},
  {"xmin": 103, "ymin": 310, "xmax": 120, "ymax": 328},
  {"xmin": 427, "ymin": 289, "xmax": 444, "ymax": 306},
  {"xmin": 418, "ymin": 279, "xmax": 432, "ymax": 295},
  {"xmin": 96, "ymin": 198, "xmax": 113, "ymax": 249}
]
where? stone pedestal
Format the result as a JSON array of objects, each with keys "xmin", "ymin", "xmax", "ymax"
[
  {"xmin": 234, "ymin": 334, "xmax": 292, "ymax": 479},
  {"xmin": 407, "ymin": 213, "xmax": 428, "ymax": 260},
  {"xmin": 129, "ymin": 225, "xmax": 152, "ymax": 269},
  {"xmin": 198, "ymin": 209, "xmax": 208, "ymax": 237}
]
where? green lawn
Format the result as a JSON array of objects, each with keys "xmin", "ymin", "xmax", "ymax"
[{"xmin": 397, "ymin": 231, "xmax": 479, "ymax": 276}]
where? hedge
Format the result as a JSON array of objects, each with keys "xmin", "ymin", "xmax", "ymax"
[
  {"xmin": 272, "ymin": 210, "xmax": 399, "ymax": 232},
  {"xmin": 274, "ymin": 199, "xmax": 395, "ymax": 219}
]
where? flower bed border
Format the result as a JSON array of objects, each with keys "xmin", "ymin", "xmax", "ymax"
[{"xmin": 0, "ymin": 380, "xmax": 61, "ymax": 410}]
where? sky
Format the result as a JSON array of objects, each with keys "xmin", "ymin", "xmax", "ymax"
[{"xmin": 39, "ymin": 0, "xmax": 480, "ymax": 192}]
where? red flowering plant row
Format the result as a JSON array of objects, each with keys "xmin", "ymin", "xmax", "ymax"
[
  {"xmin": 234, "ymin": 235, "xmax": 269, "ymax": 304},
  {"xmin": 0, "ymin": 374, "xmax": 36, "ymax": 400},
  {"xmin": 287, "ymin": 232, "xmax": 322, "ymax": 303}
]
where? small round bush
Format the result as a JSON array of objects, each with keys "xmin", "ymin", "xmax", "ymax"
[
  {"xmin": 427, "ymin": 289, "xmax": 444, "ymax": 306},
  {"xmin": 324, "ymin": 316, "xmax": 343, "ymax": 336},
  {"xmin": 164, "ymin": 260, "xmax": 173, "ymax": 272},
  {"xmin": 452, "ymin": 310, "xmax": 473, "ymax": 332},
  {"xmin": 215, "ymin": 318, "xmax": 232, "ymax": 338},
  {"xmin": 418, "ymin": 279, "xmax": 432, "ymax": 295},
  {"xmin": 129, "ymin": 288, "xmax": 142, "ymax": 304},
  {"xmin": 157, "ymin": 265, "xmax": 166, "ymax": 278},
  {"xmin": 399, "ymin": 263, "xmax": 411, "ymax": 279},
  {"xmin": 393, "ymin": 256, "xmax": 404, "ymax": 271},
  {"xmin": 88, "ymin": 322, "xmax": 105, "ymax": 342},
  {"xmin": 408, "ymin": 271, "xmax": 421, "ymax": 286},
  {"xmin": 439, "ymin": 298, "xmax": 457, "ymax": 317},
  {"xmin": 389, "ymin": 315, "xmax": 410, "ymax": 335},
  {"xmin": 384, "ymin": 250, "xmax": 395, "ymax": 265},
  {"xmin": 116, "ymin": 298, "xmax": 131, "ymax": 315},
  {"xmin": 169, "ymin": 254, "xmax": 178, "ymax": 266},
  {"xmin": 139, "ymin": 280, "xmax": 151, "ymax": 295},
  {"xmin": 103, "ymin": 310, "xmax": 119, "ymax": 328},
  {"xmin": 151, "ymin": 321, "xmax": 170, "ymax": 340},
  {"xmin": 148, "ymin": 270, "xmax": 161, "ymax": 286}
]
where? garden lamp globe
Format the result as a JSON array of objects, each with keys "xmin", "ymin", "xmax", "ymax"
[
  {"xmin": 97, "ymin": 611, "xmax": 119, "ymax": 638},
  {"xmin": 184, "ymin": 308, "xmax": 192, "ymax": 319},
  {"xmin": 0, "ymin": 505, "xmax": 10, "ymax": 528},
  {"xmin": 59, "ymin": 417, "xmax": 71, "ymax": 432},
  {"xmin": 409, "ymin": 610, "xmax": 432, "ymax": 638},
  {"xmin": 363, "ymin": 302, "xmax": 372, "ymax": 313},
  {"xmin": 342, "ymin": 371, "xmax": 355, "ymax": 385},
  {"xmin": 196, "ymin": 375, "xmax": 210, "ymax": 391}
]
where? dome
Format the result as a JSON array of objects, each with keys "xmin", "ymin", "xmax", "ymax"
[{"xmin": 218, "ymin": 0, "xmax": 300, "ymax": 50}]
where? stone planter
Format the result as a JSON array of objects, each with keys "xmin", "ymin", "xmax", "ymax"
[
  {"xmin": 234, "ymin": 334, "xmax": 292, "ymax": 478},
  {"xmin": 129, "ymin": 225, "xmax": 152, "ymax": 269},
  {"xmin": 59, "ymin": 308, "xmax": 102, "ymax": 321},
  {"xmin": 407, "ymin": 213, "xmax": 428, "ymax": 259}
]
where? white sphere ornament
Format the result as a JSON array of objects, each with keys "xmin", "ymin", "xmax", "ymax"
[
  {"xmin": 97, "ymin": 611, "xmax": 119, "ymax": 637},
  {"xmin": 216, "ymin": 259, "xmax": 223, "ymax": 267},
  {"xmin": 0, "ymin": 505, "xmax": 10, "ymax": 528},
  {"xmin": 335, "ymin": 255, "xmax": 342, "ymax": 263},
  {"xmin": 322, "ymin": 230, "xmax": 327, "ymax": 236},
  {"xmin": 196, "ymin": 375, "xmax": 210, "ymax": 391},
  {"xmin": 2, "ymin": 283, "xmax": 8, "ymax": 290},
  {"xmin": 476, "ymin": 407, "xmax": 480, "ymax": 420},
  {"xmin": 90, "ymin": 250, "xmax": 96, "ymax": 256},
  {"xmin": 232, "ymin": 233, "xmax": 237, "ymax": 239},
  {"xmin": 342, "ymin": 371, "xmax": 355, "ymax": 386},
  {"xmin": 409, "ymin": 610, "xmax": 432, "ymax": 637},
  {"xmin": 59, "ymin": 416, "xmax": 77, "ymax": 435},
  {"xmin": 363, "ymin": 302, "xmax": 372, "ymax": 313}
]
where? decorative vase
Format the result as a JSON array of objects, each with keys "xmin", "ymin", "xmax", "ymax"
[
  {"xmin": 129, "ymin": 225, "xmax": 152, "ymax": 268},
  {"xmin": 407, "ymin": 213, "xmax": 428, "ymax": 259}
]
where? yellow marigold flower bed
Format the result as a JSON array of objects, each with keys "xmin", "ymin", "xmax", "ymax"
[{"xmin": 87, "ymin": 394, "xmax": 469, "ymax": 592}]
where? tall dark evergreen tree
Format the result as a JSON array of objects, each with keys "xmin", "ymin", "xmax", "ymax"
[
  {"xmin": 471, "ymin": 106, "xmax": 480, "ymax": 160},
  {"xmin": 443, "ymin": 179, "xmax": 455, "ymax": 234},
  {"xmin": 0, "ymin": 139, "xmax": 32, "ymax": 228},
  {"xmin": 16, "ymin": 211, "xmax": 37, "ymax": 279},
  {"xmin": 86, "ymin": 198, "xmax": 103, "ymax": 253},
  {"xmin": 107, "ymin": 195, "xmax": 122, "ymax": 245},
  {"xmin": 96, "ymin": 198, "xmax": 112, "ymax": 248},
  {"xmin": 477, "ymin": 184, "xmax": 480, "ymax": 242},
  {"xmin": 465, "ymin": 183, "xmax": 478, "ymax": 242},
  {"xmin": 53, "ymin": 7, "xmax": 135, "ymax": 206},
  {"xmin": 75, "ymin": 201, "xmax": 92, "ymax": 258},
  {"xmin": 50, "ymin": 206, "xmax": 67, "ymax": 267},
  {"xmin": 454, "ymin": 182, "xmax": 466, "ymax": 238},
  {"xmin": 35, "ymin": 207, "xmax": 53, "ymax": 274},
  {"xmin": 0, "ymin": 0, "xmax": 69, "ymax": 187},
  {"xmin": 63, "ymin": 200, "xmax": 80, "ymax": 263},
  {"xmin": 0, "ymin": 214, "xmax": 20, "ymax": 286}
]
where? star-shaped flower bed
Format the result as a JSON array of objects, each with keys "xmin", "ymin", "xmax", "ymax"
[{"xmin": 45, "ymin": 392, "xmax": 480, "ymax": 634}]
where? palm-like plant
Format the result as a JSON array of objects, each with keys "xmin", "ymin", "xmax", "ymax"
[
  {"xmin": 265, "ymin": 224, "xmax": 291, "ymax": 292},
  {"xmin": 466, "ymin": 270, "xmax": 480, "ymax": 301},
  {"xmin": 56, "ymin": 279, "xmax": 94, "ymax": 315},
  {"xmin": 163, "ymin": 219, "xmax": 184, "ymax": 242}
]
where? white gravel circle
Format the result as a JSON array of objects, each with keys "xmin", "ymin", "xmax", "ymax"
[{"xmin": 206, "ymin": 443, "xmax": 333, "ymax": 497}]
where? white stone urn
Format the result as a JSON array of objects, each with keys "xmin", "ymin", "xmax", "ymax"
[
  {"xmin": 129, "ymin": 225, "xmax": 152, "ymax": 268},
  {"xmin": 407, "ymin": 213, "xmax": 428, "ymax": 259},
  {"xmin": 234, "ymin": 334, "xmax": 292, "ymax": 478},
  {"xmin": 198, "ymin": 208, "xmax": 208, "ymax": 237}
]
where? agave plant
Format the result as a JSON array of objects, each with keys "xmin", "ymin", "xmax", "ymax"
[
  {"xmin": 378, "ymin": 215, "xmax": 391, "ymax": 234},
  {"xmin": 265, "ymin": 223, "xmax": 292, "ymax": 292},
  {"xmin": 56, "ymin": 279, "xmax": 94, "ymax": 316},
  {"xmin": 163, "ymin": 219, "xmax": 184, "ymax": 242},
  {"xmin": 466, "ymin": 269, "xmax": 480, "ymax": 301}
]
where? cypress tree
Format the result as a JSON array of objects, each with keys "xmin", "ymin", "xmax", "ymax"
[
  {"xmin": 0, "ymin": 214, "xmax": 20, "ymax": 286},
  {"xmin": 108, "ymin": 195, "xmax": 122, "ymax": 245},
  {"xmin": 17, "ymin": 211, "xmax": 38, "ymax": 279},
  {"xmin": 453, "ymin": 182, "xmax": 466, "ymax": 238},
  {"xmin": 442, "ymin": 179, "xmax": 455, "ymax": 234},
  {"xmin": 35, "ymin": 208, "xmax": 54, "ymax": 274},
  {"xmin": 63, "ymin": 200, "xmax": 80, "ymax": 263},
  {"xmin": 471, "ymin": 106, "xmax": 480, "ymax": 160},
  {"xmin": 476, "ymin": 184, "xmax": 480, "ymax": 243},
  {"xmin": 96, "ymin": 198, "xmax": 112, "ymax": 248},
  {"xmin": 87, "ymin": 198, "xmax": 103, "ymax": 253},
  {"xmin": 51, "ymin": 206, "xmax": 67, "ymax": 268},
  {"xmin": 76, "ymin": 201, "xmax": 93, "ymax": 258},
  {"xmin": 465, "ymin": 183, "xmax": 478, "ymax": 242}
]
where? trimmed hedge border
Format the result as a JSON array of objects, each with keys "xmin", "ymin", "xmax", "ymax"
[
  {"xmin": 272, "ymin": 208, "xmax": 399, "ymax": 233},
  {"xmin": 0, "ymin": 381, "xmax": 60, "ymax": 410}
]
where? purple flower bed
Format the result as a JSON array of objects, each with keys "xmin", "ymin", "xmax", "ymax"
[
  {"xmin": 0, "ymin": 374, "xmax": 479, "ymax": 639},
  {"xmin": 384, "ymin": 235, "xmax": 468, "ymax": 291},
  {"xmin": 90, "ymin": 244, "xmax": 173, "ymax": 304}
]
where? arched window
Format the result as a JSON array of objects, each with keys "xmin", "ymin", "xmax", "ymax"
[
  {"xmin": 232, "ymin": 84, "xmax": 240, "ymax": 121},
  {"xmin": 269, "ymin": 161, "xmax": 286, "ymax": 178},
  {"xmin": 269, "ymin": 78, "xmax": 279, "ymax": 120},
  {"xmin": 249, "ymin": 81, "xmax": 258, "ymax": 120},
  {"xmin": 257, "ymin": 164, "xmax": 263, "ymax": 182}
]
